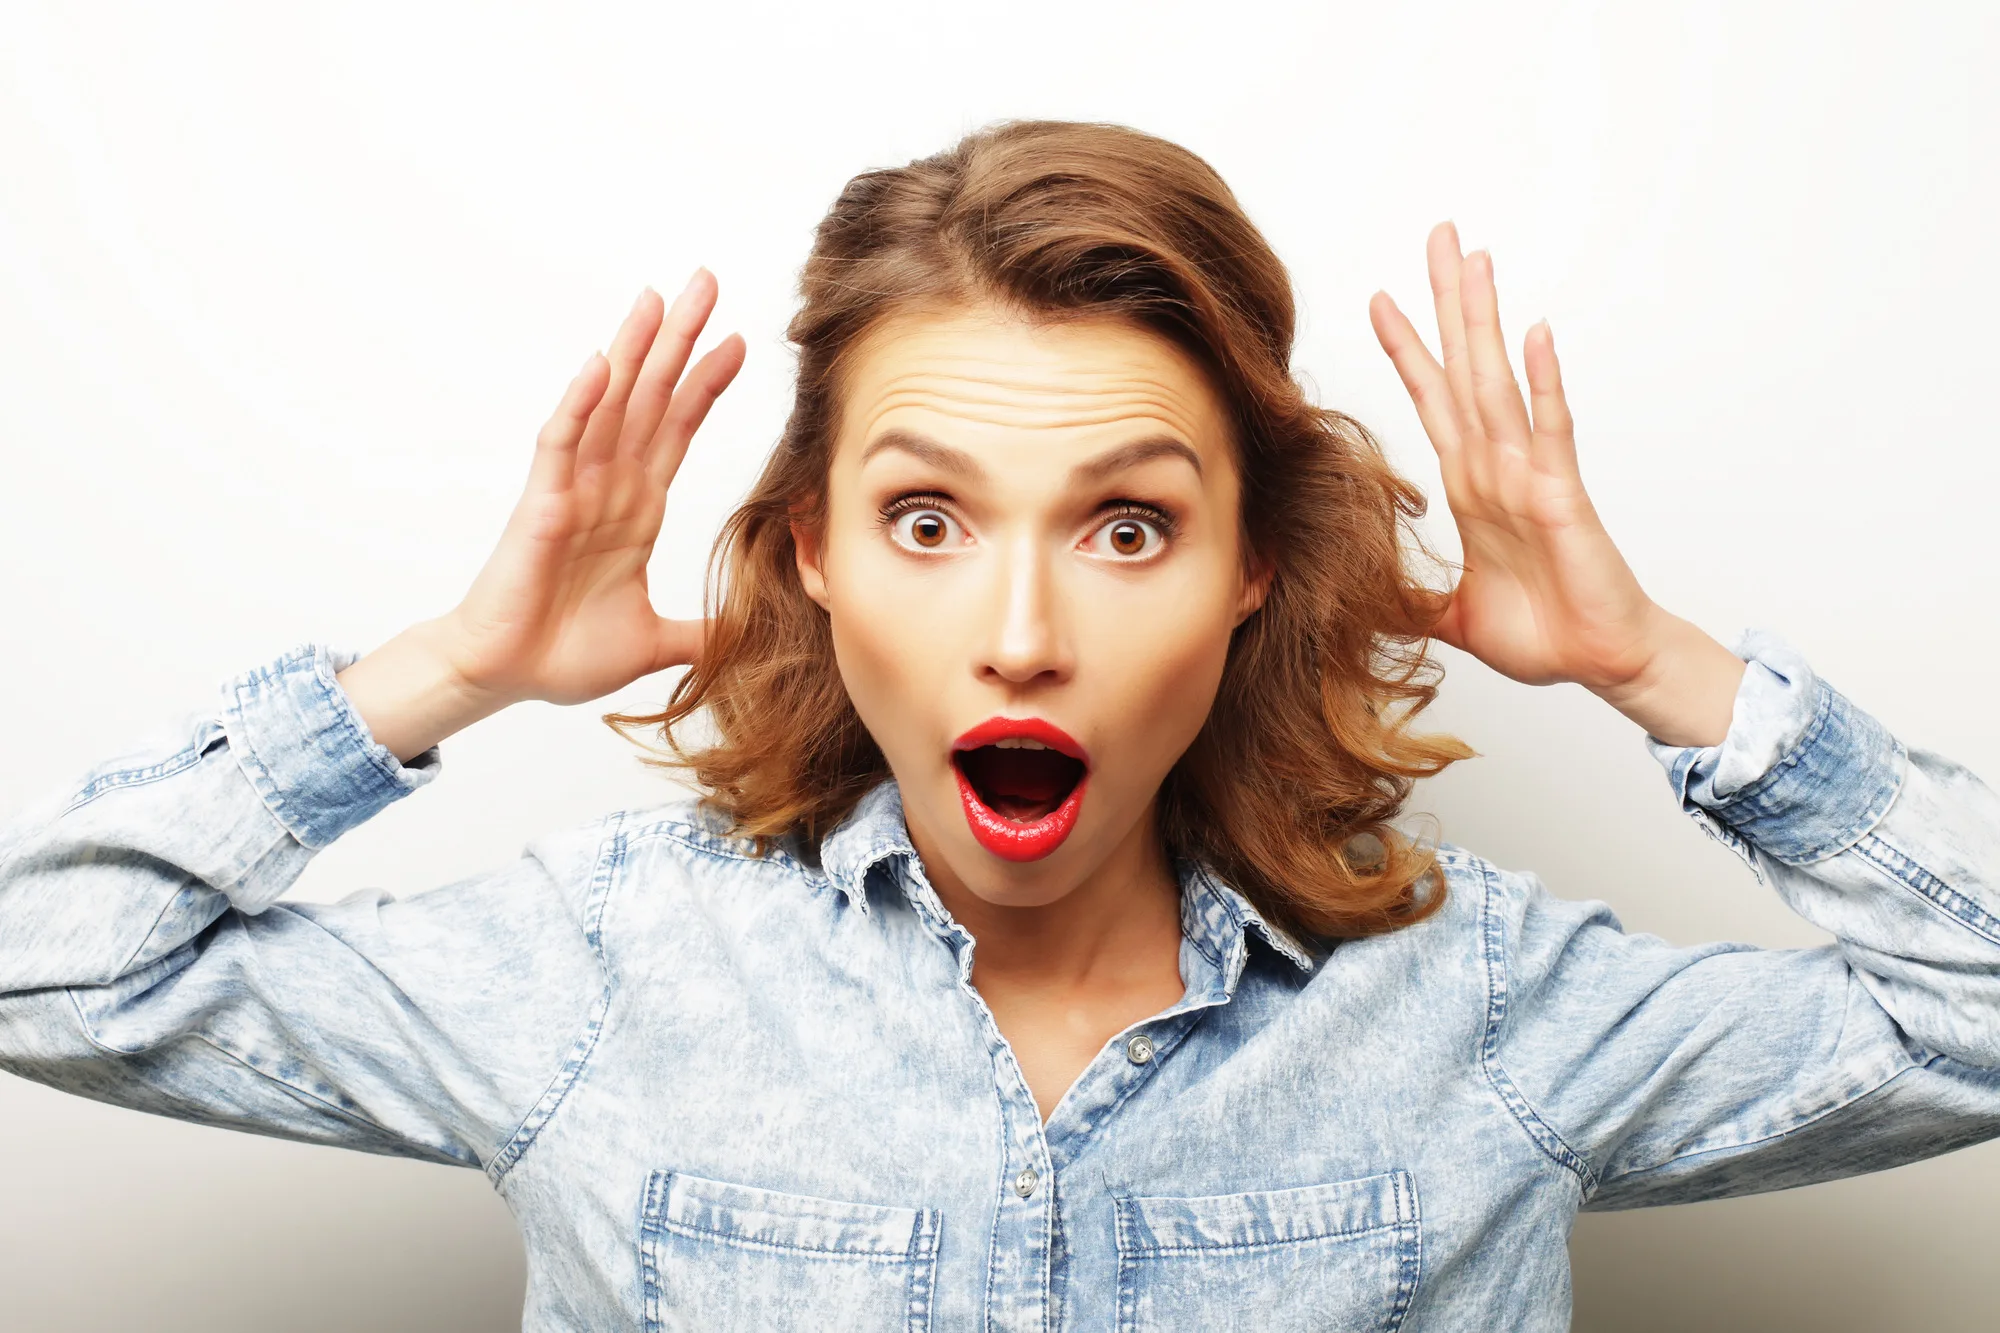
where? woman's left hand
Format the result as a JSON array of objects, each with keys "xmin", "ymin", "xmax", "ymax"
[{"xmin": 1368, "ymin": 221, "xmax": 1745, "ymax": 747}]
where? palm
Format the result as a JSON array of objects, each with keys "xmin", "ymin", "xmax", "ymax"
[
  {"xmin": 447, "ymin": 274, "xmax": 746, "ymax": 708},
  {"xmin": 1369, "ymin": 224, "xmax": 1660, "ymax": 694}
]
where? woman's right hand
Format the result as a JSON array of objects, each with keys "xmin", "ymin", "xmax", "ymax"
[{"xmin": 337, "ymin": 271, "xmax": 745, "ymax": 762}]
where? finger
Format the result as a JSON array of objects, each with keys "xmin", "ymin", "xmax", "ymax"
[
  {"xmin": 621, "ymin": 268, "xmax": 720, "ymax": 462},
  {"xmin": 526, "ymin": 351, "xmax": 610, "ymax": 496},
  {"xmin": 1426, "ymin": 221, "xmax": 1477, "ymax": 433},
  {"xmin": 650, "ymin": 615, "xmax": 710, "ymax": 672},
  {"xmin": 1523, "ymin": 318, "xmax": 1579, "ymax": 476},
  {"xmin": 647, "ymin": 333, "xmax": 748, "ymax": 493},
  {"xmin": 575, "ymin": 287, "xmax": 666, "ymax": 471},
  {"xmin": 1457, "ymin": 250, "xmax": 1533, "ymax": 450},
  {"xmin": 1368, "ymin": 291, "xmax": 1464, "ymax": 480}
]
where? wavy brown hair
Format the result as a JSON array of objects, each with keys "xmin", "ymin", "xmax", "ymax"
[{"xmin": 606, "ymin": 119, "xmax": 1474, "ymax": 942}]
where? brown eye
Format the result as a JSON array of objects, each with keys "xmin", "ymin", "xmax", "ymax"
[
  {"xmin": 1085, "ymin": 513, "xmax": 1165, "ymax": 561},
  {"xmin": 889, "ymin": 507, "xmax": 963, "ymax": 552}
]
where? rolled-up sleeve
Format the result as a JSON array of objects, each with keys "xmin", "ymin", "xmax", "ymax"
[{"xmin": 222, "ymin": 643, "xmax": 442, "ymax": 851}]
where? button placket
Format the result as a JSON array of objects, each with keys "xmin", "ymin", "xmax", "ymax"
[{"xmin": 911, "ymin": 845, "xmax": 1055, "ymax": 1332}]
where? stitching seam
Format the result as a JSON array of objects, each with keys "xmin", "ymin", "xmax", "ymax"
[
  {"xmin": 1118, "ymin": 1218, "xmax": 1415, "ymax": 1257},
  {"xmin": 652, "ymin": 1213, "xmax": 936, "ymax": 1260},
  {"xmin": 625, "ymin": 821, "xmax": 810, "ymax": 876},
  {"xmin": 1476, "ymin": 861, "xmax": 1599, "ymax": 1194},
  {"xmin": 1853, "ymin": 832, "xmax": 2000, "ymax": 947},
  {"xmin": 486, "ymin": 815, "xmax": 625, "ymax": 1184},
  {"xmin": 61, "ymin": 743, "xmax": 209, "ymax": 817}
]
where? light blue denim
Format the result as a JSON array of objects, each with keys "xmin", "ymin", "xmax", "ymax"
[{"xmin": 3, "ymin": 629, "xmax": 1998, "ymax": 1331}]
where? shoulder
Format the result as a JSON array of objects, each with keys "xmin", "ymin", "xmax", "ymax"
[
  {"xmin": 1423, "ymin": 841, "xmax": 1739, "ymax": 1013},
  {"xmin": 518, "ymin": 789, "xmax": 798, "ymax": 867},
  {"xmin": 1409, "ymin": 841, "xmax": 1635, "ymax": 971},
  {"xmin": 517, "ymin": 789, "xmax": 829, "ymax": 931}
]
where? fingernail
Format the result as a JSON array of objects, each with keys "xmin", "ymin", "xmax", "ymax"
[
  {"xmin": 629, "ymin": 288, "xmax": 649, "ymax": 315},
  {"xmin": 683, "ymin": 266, "xmax": 708, "ymax": 295},
  {"xmin": 581, "ymin": 350, "xmax": 599, "ymax": 374}
]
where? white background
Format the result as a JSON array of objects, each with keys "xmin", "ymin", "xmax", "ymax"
[{"xmin": 2, "ymin": 2, "xmax": 1995, "ymax": 1328}]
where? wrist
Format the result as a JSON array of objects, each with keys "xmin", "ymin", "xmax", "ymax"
[
  {"xmin": 1586, "ymin": 607, "xmax": 1746, "ymax": 748},
  {"xmin": 334, "ymin": 618, "xmax": 512, "ymax": 763}
]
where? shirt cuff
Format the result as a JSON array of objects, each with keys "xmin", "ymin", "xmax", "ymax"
[
  {"xmin": 1646, "ymin": 628, "xmax": 1904, "ymax": 867},
  {"xmin": 218, "ymin": 643, "xmax": 442, "ymax": 850}
]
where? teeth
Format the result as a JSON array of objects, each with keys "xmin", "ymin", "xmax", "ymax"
[{"xmin": 993, "ymin": 738, "xmax": 1051, "ymax": 750}]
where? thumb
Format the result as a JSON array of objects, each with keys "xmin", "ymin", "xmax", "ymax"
[
  {"xmin": 650, "ymin": 616, "xmax": 711, "ymax": 673},
  {"xmin": 1428, "ymin": 596, "xmax": 1468, "ymax": 654}
]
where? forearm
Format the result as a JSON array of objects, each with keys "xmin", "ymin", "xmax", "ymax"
[
  {"xmin": 0, "ymin": 644, "xmax": 440, "ymax": 994},
  {"xmin": 334, "ymin": 617, "xmax": 509, "ymax": 764}
]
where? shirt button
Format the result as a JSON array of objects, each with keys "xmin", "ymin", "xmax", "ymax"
[
  {"xmin": 1014, "ymin": 1168, "xmax": 1039, "ymax": 1199},
  {"xmin": 1126, "ymin": 1033, "xmax": 1156, "ymax": 1065}
]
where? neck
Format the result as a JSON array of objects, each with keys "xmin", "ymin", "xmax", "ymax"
[{"xmin": 910, "ymin": 797, "xmax": 1185, "ymax": 992}]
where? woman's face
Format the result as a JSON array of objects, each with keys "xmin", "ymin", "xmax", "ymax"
[{"xmin": 794, "ymin": 304, "xmax": 1269, "ymax": 908}]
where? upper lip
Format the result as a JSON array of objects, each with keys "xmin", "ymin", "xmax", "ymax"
[{"xmin": 951, "ymin": 716, "xmax": 1090, "ymax": 766}]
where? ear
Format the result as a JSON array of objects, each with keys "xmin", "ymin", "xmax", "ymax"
[
  {"xmin": 1233, "ymin": 551, "xmax": 1274, "ymax": 626},
  {"xmin": 791, "ymin": 517, "xmax": 831, "ymax": 611}
]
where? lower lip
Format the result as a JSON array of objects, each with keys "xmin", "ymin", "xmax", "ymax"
[{"xmin": 953, "ymin": 763, "xmax": 1088, "ymax": 862}]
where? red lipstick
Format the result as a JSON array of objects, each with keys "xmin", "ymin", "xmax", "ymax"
[{"xmin": 950, "ymin": 717, "xmax": 1090, "ymax": 862}]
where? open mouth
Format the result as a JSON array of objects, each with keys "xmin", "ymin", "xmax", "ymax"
[{"xmin": 950, "ymin": 718, "xmax": 1090, "ymax": 861}]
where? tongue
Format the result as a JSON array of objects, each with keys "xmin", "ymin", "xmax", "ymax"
[{"xmin": 959, "ymin": 748, "xmax": 1078, "ymax": 823}]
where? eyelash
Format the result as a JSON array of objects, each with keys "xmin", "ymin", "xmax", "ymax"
[{"xmin": 875, "ymin": 491, "xmax": 1180, "ymax": 560}]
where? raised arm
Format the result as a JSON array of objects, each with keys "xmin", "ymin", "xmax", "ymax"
[
  {"xmin": 0, "ymin": 272, "xmax": 743, "ymax": 1167},
  {"xmin": 1371, "ymin": 225, "xmax": 2000, "ymax": 1206}
]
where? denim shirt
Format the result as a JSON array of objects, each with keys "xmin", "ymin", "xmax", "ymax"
[{"xmin": 3, "ymin": 630, "xmax": 1999, "ymax": 1332}]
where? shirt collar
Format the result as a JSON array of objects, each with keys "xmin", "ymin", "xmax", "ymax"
[{"xmin": 816, "ymin": 776, "xmax": 1317, "ymax": 977}]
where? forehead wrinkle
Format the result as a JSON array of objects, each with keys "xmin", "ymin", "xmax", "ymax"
[
  {"xmin": 859, "ymin": 394, "xmax": 1208, "ymax": 440},
  {"xmin": 864, "ymin": 361, "xmax": 1209, "ymax": 408},
  {"xmin": 852, "ymin": 371, "xmax": 1214, "ymax": 438},
  {"xmin": 835, "ymin": 312, "xmax": 1233, "ymax": 463}
]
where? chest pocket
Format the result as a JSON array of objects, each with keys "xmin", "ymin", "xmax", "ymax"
[
  {"xmin": 1113, "ymin": 1170, "xmax": 1421, "ymax": 1333},
  {"xmin": 639, "ymin": 1170, "xmax": 941, "ymax": 1333}
]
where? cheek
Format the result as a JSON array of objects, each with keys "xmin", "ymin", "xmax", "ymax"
[
  {"xmin": 820, "ymin": 535, "xmax": 946, "ymax": 766},
  {"xmin": 1082, "ymin": 574, "xmax": 1238, "ymax": 767}
]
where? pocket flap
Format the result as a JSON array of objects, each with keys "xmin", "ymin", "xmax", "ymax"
[
  {"xmin": 1116, "ymin": 1170, "xmax": 1418, "ymax": 1255},
  {"xmin": 646, "ymin": 1170, "xmax": 932, "ymax": 1258}
]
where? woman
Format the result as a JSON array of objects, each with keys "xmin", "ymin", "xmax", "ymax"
[{"xmin": 2, "ymin": 119, "xmax": 1995, "ymax": 1331}]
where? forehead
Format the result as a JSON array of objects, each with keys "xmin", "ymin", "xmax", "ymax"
[{"xmin": 831, "ymin": 305, "xmax": 1234, "ymax": 460}]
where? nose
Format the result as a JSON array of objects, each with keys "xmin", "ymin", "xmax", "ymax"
[{"xmin": 976, "ymin": 530, "xmax": 1075, "ymax": 688}]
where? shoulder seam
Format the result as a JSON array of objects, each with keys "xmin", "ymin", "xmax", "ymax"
[
  {"xmin": 1473, "ymin": 858, "xmax": 1601, "ymax": 1196},
  {"xmin": 486, "ymin": 811, "xmax": 625, "ymax": 1184}
]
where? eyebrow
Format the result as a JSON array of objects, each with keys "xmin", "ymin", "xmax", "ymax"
[{"xmin": 857, "ymin": 429, "xmax": 1204, "ymax": 484}]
